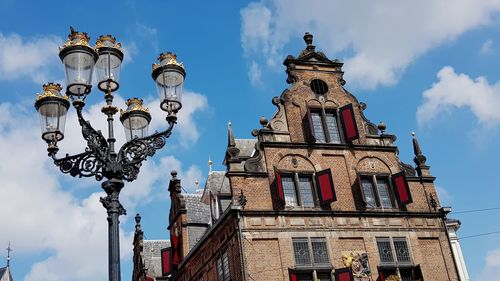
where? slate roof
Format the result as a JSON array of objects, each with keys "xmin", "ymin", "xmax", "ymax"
[
  {"xmin": 201, "ymin": 171, "xmax": 231, "ymax": 204},
  {"xmin": 0, "ymin": 266, "xmax": 13, "ymax": 281},
  {"xmin": 143, "ymin": 240, "xmax": 170, "ymax": 278},
  {"xmin": 184, "ymin": 193, "xmax": 211, "ymax": 224},
  {"xmin": 234, "ymin": 139, "xmax": 256, "ymax": 157}
]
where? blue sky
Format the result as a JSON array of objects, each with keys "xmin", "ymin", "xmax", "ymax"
[{"xmin": 0, "ymin": 1, "xmax": 499, "ymax": 280}]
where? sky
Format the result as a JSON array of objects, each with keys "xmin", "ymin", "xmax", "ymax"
[{"xmin": 0, "ymin": 0, "xmax": 499, "ymax": 280}]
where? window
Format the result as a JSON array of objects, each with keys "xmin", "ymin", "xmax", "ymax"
[
  {"xmin": 376, "ymin": 238, "xmax": 421, "ymax": 281},
  {"xmin": 216, "ymin": 250, "xmax": 231, "ymax": 281},
  {"xmin": 310, "ymin": 79, "xmax": 328, "ymax": 95},
  {"xmin": 282, "ymin": 174, "xmax": 316, "ymax": 207},
  {"xmin": 309, "ymin": 109, "xmax": 341, "ymax": 144},
  {"xmin": 293, "ymin": 238, "xmax": 330, "ymax": 267},
  {"xmin": 360, "ymin": 175, "xmax": 395, "ymax": 209},
  {"xmin": 275, "ymin": 169, "xmax": 336, "ymax": 209},
  {"xmin": 377, "ymin": 237, "xmax": 411, "ymax": 265}
]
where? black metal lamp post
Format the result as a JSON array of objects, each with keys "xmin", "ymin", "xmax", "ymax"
[{"xmin": 34, "ymin": 27, "xmax": 186, "ymax": 281}]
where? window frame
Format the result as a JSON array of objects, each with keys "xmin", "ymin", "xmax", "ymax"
[
  {"xmin": 308, "ymin": 107, "xmax": 343, "ymax": 144},
  {"xmin": 292, "ymin": 237, "xmax": 331, "ymax": 268},
  {"xmin": 281, "ymin": 172, "xmax": 318, "ymax": 208},
  {"xmin": 216, "ymin": 249, "xmax": 231, "ymax": 281},
  {"xmin": 376, "ymin": 237, "xmax": 413, "ymax": 266},
  {"xmin": 358, "ymin": 174, "xmax": 397, "ymax": 210},
  {"xmin": 376, "ymin": 237, "xmax": 417, "ymax": 281}
]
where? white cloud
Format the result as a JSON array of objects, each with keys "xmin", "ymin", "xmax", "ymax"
[
  {"xmin": 0, "ymin": 33, "xmax": 62, "ymax": 83},
  {"xmin": 435, "ymin": 186, "xmax": 452, "ymax": 206},
  {"xmin": 475, "ymin": 248, "xmax": 500, "ymax": 281},
  {"xmin": 147, "ymin": 90, "xmax": 208, "ymax": 147},
  {"xmin": 240, "ymin": 0, "xmax": 500, "ymax": 89},
  {"xmin": 1, "ymin": 88, "xmax": 207, "ymax": 280},
  {"xmin": 480, "ymin": 39, "xmax": 493, "ymax": 55},
  {"xmin": 417, "ymin": 66, "xmax": 500, "ymax": 127},
  {"xmin": 248, "ymin": 60, "xmax": 263, "ymax": 87}
]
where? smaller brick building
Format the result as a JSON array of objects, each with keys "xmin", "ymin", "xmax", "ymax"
[{"xmin": 135, "ymin": 33, "xmax": 467, "ymax": 281}]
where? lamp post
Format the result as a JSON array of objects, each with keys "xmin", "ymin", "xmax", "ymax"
[{"xmin": 34, "ymin": 27, "xmax": 186, "ymax": 281}]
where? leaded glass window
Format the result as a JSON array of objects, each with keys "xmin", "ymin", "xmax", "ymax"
[
  {"xmin": 298, "ymin": 176, "xmax": 315, "ymax": 207},
  {"xmin": 293, "ymin": 239, "xmax": 311, "ymax": 265},
  {"xmin": 217, "ymin": 250, "xmax": 231, "ymax": 281},
  {"xmin": 280, "ymin": 174, "xmax": 316, "ymax": 208},
  {"xmin": 377, "ymin": 238, "xmax": 394, "ymax": 264},
  {"xmin": 360, "ymin": 175, "xmax": 395, "ymax": 209},
  {"xmin": 325, "ymin": 112, "xmax": 341, "ymax": 144},
  {"xmin": 393, "ymin": 238, "xmax": 411, "ymax": 264},
  {"xmin": 311, "ymin": 238, "xmax": 330, "ymax": 264},
  {"xmin": 377, "ymin": 237, "xmax": 412, "ymax": 265},
  {"xmin": 361, "ymin": 178, "xmax": 377, "ymax": 208},
  {"xmin": 311, "ymin": 111, "xmax": 326, "ymax": 143},
  {"xmin": 376, "ymin": 178, "xmax": 392, "ymax": 209},
  {"xmin": 282, "ymin": 176, "xmax": 297, "ymax": 207},
  {"xmin": 309, "ymin": 109, "xmax": 342, "ymax": 144}
]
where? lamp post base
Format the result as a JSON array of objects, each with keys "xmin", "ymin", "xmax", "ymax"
[{"xmin": 100, "ymin": 179, "xmax": 126, "ymax": 281}]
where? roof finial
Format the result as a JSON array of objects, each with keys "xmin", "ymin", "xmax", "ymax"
[
  {"xmin": 412, "ymin": 131, "xmax": 430, "ymax": 177},
  {"xmin": 303, "ymin": 32, "xmax": 315, "ymax": 51},
  {"xmin": 208, "ymin": 156, "xmax": 213, "ymax": 173},
  {"xmin": 412, "ymin": 131, "xmax": 422, "ymax": 156},
  {"xmin": 228, "ymin": 121, "xmax": 235, "ymax": 148},
  {"xmin": 6, "ymin": 242, "xmax": 11, "ymax": 267}
]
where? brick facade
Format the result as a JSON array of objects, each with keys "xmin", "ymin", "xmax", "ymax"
[{"xmin": 148, "ymin": 33, "xmax": 461, "ymax": 281}]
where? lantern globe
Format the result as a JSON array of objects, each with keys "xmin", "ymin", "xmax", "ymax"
[
  {"xmin": 95, "ymin": 35, "xmax": 124, "ymax": 92},
  {"xmin": 59, "ymin": 27, "xmax": 97, "ymax": 97},
  {"xmin": 151, "ymin": 52, "xmax": 185, "ymax": 113},
  {"xmin": 34, "ymin": 83, "xmax": 70, "ymax": 143},
  {"xmin": 120, "ymin": 98, "xmax": 152, "ymax": 141}
]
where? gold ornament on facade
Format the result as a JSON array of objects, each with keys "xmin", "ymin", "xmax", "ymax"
[
  {"xmin": 59, "ymin": 26, "xmax": 91, "ymax": 50},
  {"xmin": 95, "ymin": 34, "xmax": 122, "ymax": 51},
  {"xmin": 386, "ymin": 275, "xmax": 400, "ymax": 281},
  {"xmin": 120, "ymin": 98, "xmax": 150, "ymax": 117},
  {"xmin": 35, "ymin": 83, "xmax": 68, "ymax": 101},
  {"xmin": 152, "ymin": 52, "xmax": 184, "ymax": 72}
]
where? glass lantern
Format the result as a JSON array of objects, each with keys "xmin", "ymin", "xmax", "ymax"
[
  {"xmin": 34, "ymin": 83, "xmax": 70, "ymax": 143},
  {"xmin": 95, "ymin": 35, "xmax": 123, "ymax": 92},
  {"xmin": 120, "ymin": 98, "xmax": 152, "ymax": 141},
  {"xmin": 151, "ymin": 52, "xmax": 185, "ymax": 113},
  {"xmin": 59, "ymin": 27, "xmax": 97, "ymax": 97}
]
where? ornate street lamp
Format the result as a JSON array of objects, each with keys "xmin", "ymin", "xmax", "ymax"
[{"xmin": 34, "ymin": 27, "xmax": 185, "ymax": 281}]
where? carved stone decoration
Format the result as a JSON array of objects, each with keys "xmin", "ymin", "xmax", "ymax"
[
  {"xmin": 291, "ymin": 156, "xmax": 298, "ymax": 168},
  {"xmin": 342, "ymin": 251, "xmax": 371, "ymax": 280},
  {"xmin": 244, "ymin": 141, "xmax": 265, "ymax": 172},
  {"xmin": 268, "ymin": 96, "xmax": 290, "ymax": 132}
]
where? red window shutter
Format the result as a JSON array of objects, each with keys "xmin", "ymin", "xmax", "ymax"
[
  {"xmin": 306, "ymin": 107, "xmax": 317, "ymax": 142},
  {"xmin": 161, "ymin": 247, "xmax": 172, "ymax": 276},
  {"xmin": 392, "ymin": 171, "xmax": 413, "ymax": 206},
  {"xmin": 339, "ymin": 104, "xmax": 359, "ymax": 142},
  {"xmin": 275, "ymin": 169, "xmax": 285, "ymax": 204},
  {"xmin": 377, "ymin": 267, "xmax": 385, "ymax": 281},
  {"xmin": 288, "ymin": 269, "xmax": 298, "ymax": 281},
  {"xmin": 170, "ymin": 230, "xmax": 180, "ymax": 267},
  {"xmin": 335, "ymin": 267, "xmax": 354, "ymax": 281},
  {"xmin": 315, "ymin": 168, "xmax": 337, "ymax": 204}
]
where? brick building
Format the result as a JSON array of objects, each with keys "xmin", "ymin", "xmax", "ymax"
[{"xmin": 134, "ymin": 33, "xmax": 464, "ymax": 281}]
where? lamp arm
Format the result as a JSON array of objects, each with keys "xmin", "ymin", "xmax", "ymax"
[
  {"xmin": 75, "ymin": 105, "xmax": 109, "ymax": 160},
  {"xmin": 117, "ymin": 121, "xmax": 175, "ymax": 182},
  {"xmin": 51, "ymin": 150, "xmax": 105, "ymax": 181}
]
